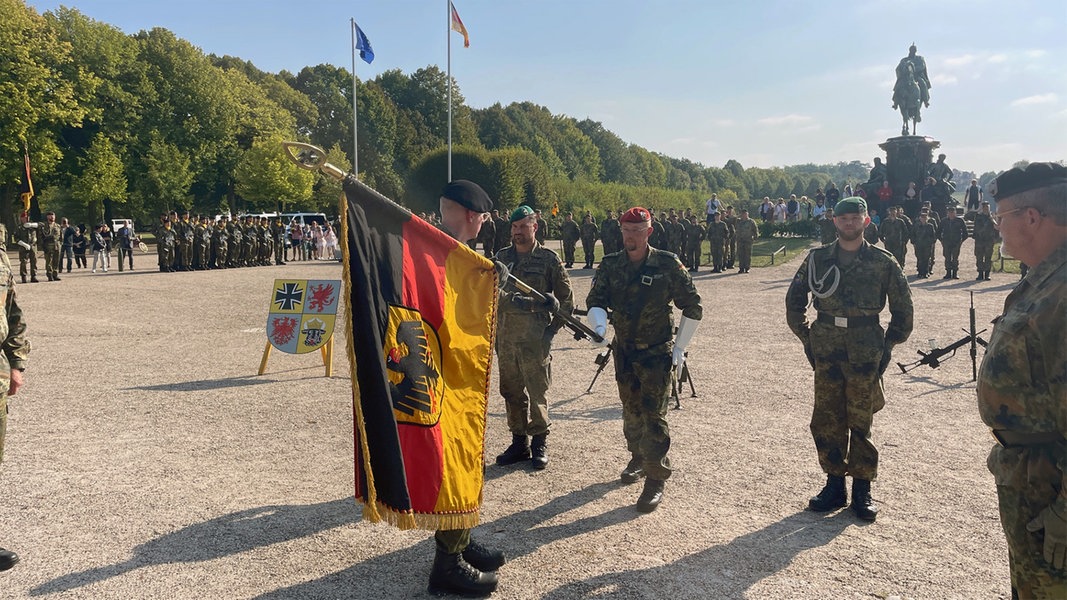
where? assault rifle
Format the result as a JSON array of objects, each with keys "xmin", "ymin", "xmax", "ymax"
[
  {"xmin": 897, "ymin": 291, "xmax": 988, "ymax": 381},
  {"xmin": 671, "ymin": 352, "xmax": 697, "ymax": 410}
]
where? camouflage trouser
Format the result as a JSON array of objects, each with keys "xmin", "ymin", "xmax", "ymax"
[
  {"xmin": 887, "ymin": 243, "xmax": 907, "ymax": 268},
  {"xmin": 810, "ymin": 327, "xmax": 885, "ymax": 481},
  {"xmin": 685, "ymin": 244, "xmax": 701, "ymax": 269},
  {"xmin": 179, "ymin": 241, "xmax": 193, "ymax": 268},
  {"xmin": 44, "ymin": 246, "xmax": 60, "ymax": 278},
  {"xmin": 725, "ymin": 237, "xmax": 736, "ymax": 267},
  {"xmin": 613, "ymin": 345, "xmax": 672, "ymax": 481},
  {"xmin": 214, "ymin": 245, "xmax": 228, "ymax": 268},
  {"xmin": 914, "ymin": 244, "xmax": 934, "ymax": 275},
  {"xmin": 942, "ymin": 242, "xmax": 962, "ymax": 271},
  {"xmin": 709, "ymin": 240, "xmax": 725, "ymax": 270},
  {"xmin": 975, "ymin": 241, "xmax": 994, "ymax": 272},
  {"xmin": 996, "ymin": 484, "xmax": 1067, "ymax": 599},
  {"xmin": 18, "ymin": 250, "xmax": 37, "ymax": 279},
  {"xmin": 435, "ymin": 528, "xmax": 470, "ymax": 554},
  {"xmin": 0, "ymin": 393, "xmax": 6, "ymax": 463},
  {"xmin": 737, "ymin": 241, "xmax": 753, "ymax": 271},
  {"xmin": 497, "ymin": 338, "xmax": 552, "ymax": 437},
  {"xmin": 275, "ymin": 239, "xmax": 285, "ymax": 264},
  {"xmin": 562, "ymin": 240, "xmax": 577, "ymax": 265},
  {"xmin": 581, "ymin": 238, "xmax": 596, "ymax": 266}
]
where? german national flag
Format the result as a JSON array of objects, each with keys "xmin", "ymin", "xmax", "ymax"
[
  {"xmin": 340, "ymin": 176, "xmax": 497, "ymax": 530},
  {"xmin": 19, "ymin": 145, "xmax": 34, "ymax": 213}
]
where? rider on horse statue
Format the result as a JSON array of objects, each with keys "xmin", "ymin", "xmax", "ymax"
[{"xmin": 892, "ymin": 44, "xmax": 932, "ymax": 136}]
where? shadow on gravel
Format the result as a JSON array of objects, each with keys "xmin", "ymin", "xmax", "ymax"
[
  {"xmin": 126, "ymin": 375, "xmax": 302, "ymax": 392},
  {"xmin": 540, "ymin": 510, "xmax": 852, "ymax": 599},
  {"xmin": 255, "ymin": 481, "xmax": 636, "ymax": 599},
  {"xmin": 30, "ymin": 498, "xmax": 358, "ymax": 596}
]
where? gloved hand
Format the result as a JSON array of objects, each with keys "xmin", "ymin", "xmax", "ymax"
[
  {"xmin": 803, "ymin": 342, "xmax": 816, "ymax": 370},
  {"xmin": 493, "ymin": 260, "xmax": 510, "ymax": 282},
  {"xmin": 586, "ymin": 307, "xmax": 610, "ymax": 348},
  {"xmin": 541, "ymin": 292, "xmax": 560, "ymax": 314},
  {"xmin": 1027, "ymin": 504, "xmax": 1067, "ymax": 570},
  {"xmin": 671, "ymin": 346, "xmax": 686, "ymax": 381},
  {"xmin": 511, "ymin": 295, "xmax": 537, "ymax": 311},
  {"xmin": 878, "ymin": 344, "xmax": 894, "ymax": 376},
  {"xmin": 672, "ymin": 317, "xmax": 700, "ymax": 381}
]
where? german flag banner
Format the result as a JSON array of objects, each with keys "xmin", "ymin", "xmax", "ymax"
[{"xmin": 340, "ymin": 176, "xmax": 497, "ymax": 530}]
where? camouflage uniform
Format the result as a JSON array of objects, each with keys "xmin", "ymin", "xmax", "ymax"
[
  {"xmin": 494, "ymin": 243, "xmax": 573, "ymax": 439},
  {"xmin": 938, "ymin": 216, "xmax": 969, "ymax": 277},
  {"xmin": 879, "ymin": 215, "xmax": 909, "ymax": 267},
  {"xmin": 535, "ymin": 216, "xmax": 548, "ymax": 244},
  {"xmin": 977, "ymin": 241, "xmax": 1067, "ymax": 599},
  {"xmin": 786, "ymin": 240, "xmax": 913, "ymax": 482},
  {"xmin": 475, "ymin": 217, "xmax": 496, "ymax": 258},
  {"xmin": 272, "ymin": 219, "xmax": 287, "ymax": 265},
  {"xmin": 586, "ymin": 248, "xmax": 702, "ymax": 481},
  {"xmin": 579, "ymin": 219, "xmax": 599, "ymax": 268},
  {"xmin": 649, "ymin": 218, "xmax": 667, "ymax": 250},
  {"xmin": 15, "ymin": 223, "xmax": 37, "ymax": 283},
  {"xmin": 911, "ymin": 219, "xmax": 938, "ymax": 278},
  {"xmin": 156, "ymin": 225, "xmax": 176, "ymax": 271},
  {"xmin": 40, "ymin": 219, "xmax": 62, "ymax": 280},
  {"xmin": 705, "ymin": 219, "xmax": 728, "ymax": 272},
  {"xmin": 177, "ymin": 217, "xmax": 194, "ymax": 270},
  {"xmin": 600, "ymin": 216, "xmax": 622, "ymax": 255},
  {"xmin": 211, "ymin": 222, "xmax": 228, "ymax": 268},
  {"xmin": 192, "ymin": 220, "xmax": 207, "ymax": 269},
  {"xmin": 560, "ymin": 218, "xmax": 579, "ymax": 267},
  {"xmin": 818, "ymin": 216, "xmax": 838, "ymax": 245},
  {"xmin": 666, "ymin": 219, "xmax": 686, "ymax": 264},
  {"xmin": 734, "ymin": 217, "xmax": 759, "ymax": 272},
  {"xmin": 684, "ymin": 219, "xmax": 705, "ymax": 270},
  {"xmin": 493, "ymin": 214, "xmax": 510, "ymax": 256},
  {"xmin": 722, "ymin": 212, "xmax": 738, "ymax": 268},
  {"xmin": 972, "ymin": 212, "xmax": 996, "ymax": 278},
  {"xmin": 0, "ymin": 249, "xmax": 30, "ymax": 464}
]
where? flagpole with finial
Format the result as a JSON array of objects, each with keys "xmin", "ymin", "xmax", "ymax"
[
  {"xmin": 351, "ymin": 18, "xmax": 359, "ymax": 176},
  {"xmin": 446, "ymin": 0, "xmax": 453, "ymax": 183}
]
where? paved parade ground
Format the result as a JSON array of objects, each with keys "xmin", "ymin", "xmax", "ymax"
[{"xmin": 2, "ymin": 240, "xmax": 1015, "ymax": 599}]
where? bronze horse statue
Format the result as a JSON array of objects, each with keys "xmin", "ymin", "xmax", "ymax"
[{"xmin": 892, "ymin": 63, "xmax": 923, "ymax": 136}]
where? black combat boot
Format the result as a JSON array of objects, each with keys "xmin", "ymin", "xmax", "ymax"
[
  {"xmin": 943, "ymin": 271, "xmax": 952, "ymax": 279},
  {"xmin": 495, "ymin": 434, "xmax": 530, "ymax": 466},
  {"xmin": 984, "ymin": 271, "xmax": 992, "ymax": 281},
  {"xmin": 530, "ymin": 434, "xmax": 548, "ymax": 470},
  {"xmin": 635, "ymin": 478, "xmax": 665, "ymax": 513},
  {"xmin": 0, "ymin": 547, "xmax": 18, "ymax": 571},
  {"xmin": 808, "ymin": 474, "xmax": 848, "ymax": 512},
  {"xmin": 851, "ymin": 479, "xmax": 878, "ymax": 521},
  {"xmin": 20, "ymin": 275, "xmax": 25, "ymax": 284},
  {"xmin": 620, "ymin": 456, "xmax": 644, "ymax": 484},
  {"xmin": 427, "ymin": 548, "xmax": 498, "ymax": 597},
  {"xmin": 462, "ymin": 538, "xmax": 506, "ymax": 572}
]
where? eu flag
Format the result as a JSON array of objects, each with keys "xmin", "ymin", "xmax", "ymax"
[{"xmin": 354, "ymin": 22, "xmax": 374, "ymax": 64}]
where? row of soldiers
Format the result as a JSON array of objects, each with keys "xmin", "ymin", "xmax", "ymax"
[
  {"xmin": 154, "ymin": 211, "xmax": 287, "ymax": 272},
  {"xmin": 556, "ymin": 207, "xmax": 761, "ymax": 273},
  {"xmin": 828, "ymin": 200, "xmax": 997, "ymax": 280}
]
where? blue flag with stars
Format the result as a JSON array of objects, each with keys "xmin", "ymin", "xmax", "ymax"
[{"xmin": 354, "ymin": 22, "xmax": 374, "ymax": 64}]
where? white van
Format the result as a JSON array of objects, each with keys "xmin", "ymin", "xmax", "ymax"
[{"xmin": 280, "ymin": 212, "xmax": 328, "ymax": 228}]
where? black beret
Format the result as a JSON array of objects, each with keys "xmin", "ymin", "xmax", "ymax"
[
  {"xmin": 989, "ymin": 162, "xmax": 1067, "ymax": 201},
  {"xmin": 441, "ymin": 180, "xmax": 493, "ymax": 213}
]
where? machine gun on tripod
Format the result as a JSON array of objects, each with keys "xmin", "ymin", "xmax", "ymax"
[{"xmin": 897, "ymin": 291, "xmax": 988, "ymax": 381}]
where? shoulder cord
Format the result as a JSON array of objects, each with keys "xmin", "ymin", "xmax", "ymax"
[{"xmin": 807, "ymin": 251, "xmax": 840, "ymax": 299}]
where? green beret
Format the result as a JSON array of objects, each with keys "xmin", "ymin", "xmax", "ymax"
[
  {"xmin": 510, "ymin": 205, "xmax": 535, "ymax": 223},
  {"xmin": 833, "ymin": 197, "xmax": 867, "ymax": 216},
  {"xmin": 989, "ymin": 162, "xmax": 1067, "ymax": 201}
]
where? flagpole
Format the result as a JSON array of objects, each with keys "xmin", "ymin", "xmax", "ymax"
[
  {"xmin": 446, "ymin": 0, "xmax": 453, "ymax": 183},
  {"xmin": 351, "ymin": 18, "xmax": 359, "ymax": 177}
]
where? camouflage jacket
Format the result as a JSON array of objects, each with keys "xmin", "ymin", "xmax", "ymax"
[
  {"xmin": 705, "ymin": 221, "xmax": 728, "ymax": 242},
  {"xmin": 685, "ymin": 222, "xmax": 705, "ymax": 249},
  {"xmin": 0, "ymin": 252, "xmax": 29, "ymax": 394},
  {"xmin": 495, "ymin": 243, "xmax": 573, "ymax": 342},
  {"xmin": 735, "ymin": 219, "xmax": 759, "ymax": 243},
  {"xmin": 579, "ymin": 221, "xmax": 599, "ymax": 241},
  {"xmin": 586, "ymin": 247, "xmax": 702, "ymax": 349},
  {"xmin": 938, "ymin": 218, "xmax": 968, "ymax": 245},
  {"xmin": 977, "ymin": 241, "xmax": 1067, "ymax": 500},
  {"xmin": 560, "ymin": 220, "xmax": 580, "ymax": 243},
  {"xmin": 786, "ymin": 240, "xmax": 913, "ymax": 360},
  {"xmin": 879, "ymin": 217, "xmax": 908, "ymax": 247},
  {"xmin": 911, "ymin": 221, "xmax": 938, "ymax": 248},
  {"xmin": 40, "ymin": 221, "xmax": 62, "ymax": 249},
  {"xmin": 972, "ymin": 213, "xmax": 996, "ymax": 244}
]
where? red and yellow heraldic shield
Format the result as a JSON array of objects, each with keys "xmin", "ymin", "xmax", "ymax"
[{"xmin": 341, "ymin": 177, "xmax": 497, "ymax": 531}]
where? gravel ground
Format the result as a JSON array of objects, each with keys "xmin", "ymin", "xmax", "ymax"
[{"xmin": 1, "ymin": 240, "xmax": 1014, "ymax": 599}]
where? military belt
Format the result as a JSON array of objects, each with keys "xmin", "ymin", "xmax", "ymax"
[
  {"xmin": 816, "ymin": 313, "xmax": 880, "ymax": 328},
  {"xmin": 618, "ymin": 341, "xmax": 669, "ymax": 353},
  {"xmin": 991, "ymin": 429, "xmax": 1064, "ymax": 448}
]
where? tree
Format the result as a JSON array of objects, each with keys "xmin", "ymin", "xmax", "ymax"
[
  {"xmin": 234, "ymin": 134, "xmax": 314, "ymax": 212},
  {"xmin": 70, "ymin": 133, "xmax": 127, "ymax": 224},
  {"xmin": 141, "ymin": 135, "xmax": 194, "ymax": 214}
]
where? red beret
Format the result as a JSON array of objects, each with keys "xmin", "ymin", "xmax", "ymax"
[{"xmin": 619, "ymin": 207, "xmax": 651, "ymax": 223}]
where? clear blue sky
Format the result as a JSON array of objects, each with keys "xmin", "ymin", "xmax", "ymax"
[{"xmin": 27, "ymin": 0, "xmax": 1067, "ymax": 175}]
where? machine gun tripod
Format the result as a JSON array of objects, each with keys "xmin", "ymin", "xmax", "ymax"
[{"xmin": 897, "ymin": 291, "xmax": 988, "ymax": 381}]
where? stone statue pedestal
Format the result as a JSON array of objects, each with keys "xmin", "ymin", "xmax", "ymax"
[
  {"xmin": 879, "ymin": 135, "xmax": 940, "ymax": 216},
  {"xmin": 880, "ymin": 135, "xmax": 940, "ymax": 195}
]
